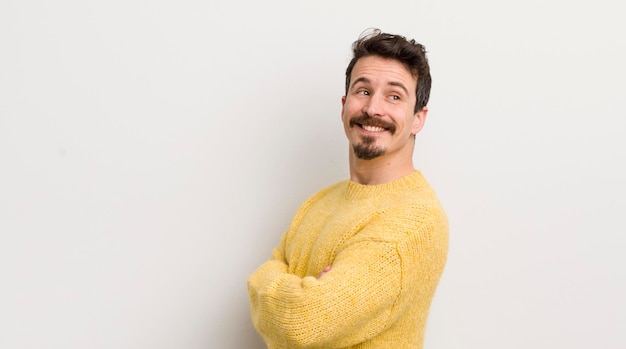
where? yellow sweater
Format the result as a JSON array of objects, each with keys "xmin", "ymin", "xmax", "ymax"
[{"xmin": 248, "ymin": 171, "xmax": 448, "ymax": 348}]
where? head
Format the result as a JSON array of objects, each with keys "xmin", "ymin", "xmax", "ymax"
[
  {"xmin": 345, "ymin": 28, "xmax": 431, "ymax": 114},
  {"xmin": 341, "ymin": 29, "xmax": 431, "ymax": 162}
]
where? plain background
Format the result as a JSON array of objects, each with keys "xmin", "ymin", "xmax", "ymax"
[{"xmin": 1, "ymin": 0, "xmax": 625, "ymax": 348}]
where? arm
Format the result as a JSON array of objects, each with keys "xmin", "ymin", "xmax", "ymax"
[
  {"xmin": 248, "ymin": 237, "xmax": 403, "ymax": 348},
  {"xmin": 247, "ymin": 204, "xmax": 448, "ymax": 348}
]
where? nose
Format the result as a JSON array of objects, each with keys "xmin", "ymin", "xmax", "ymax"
[{"xmin": 362, "ymin": 93, "xmax": 385, "ymax": 117}]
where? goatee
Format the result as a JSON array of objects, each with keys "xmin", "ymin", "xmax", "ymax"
[{"xmin": 352, "ymin": 135, "xmax": 386, "ymax": 160}]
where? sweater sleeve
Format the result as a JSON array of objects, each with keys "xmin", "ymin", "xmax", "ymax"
[
  {"xmin": 247, "ymin": 200, "xmax": 448, "ymax": 348},
  {"xmin": 248, "ymin": 238, "xmax": 403, "ymax": 348}
]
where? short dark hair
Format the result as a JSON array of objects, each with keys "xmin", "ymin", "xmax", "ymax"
[{"xmin": 345, "ymin": 28, "xmax": 431, "ymax": 113}]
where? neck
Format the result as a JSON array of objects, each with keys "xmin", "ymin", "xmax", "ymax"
[{"xmin": 348, "ymin": 150, "xmax": 416, "ymax": 185}]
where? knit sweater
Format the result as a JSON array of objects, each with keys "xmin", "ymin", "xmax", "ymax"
[{"xmin": 247, "ymin": 171, "xmax": 448, "ymax": 349}]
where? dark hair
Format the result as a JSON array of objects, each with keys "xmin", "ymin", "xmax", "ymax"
[{"xmin": 345, "ymin": 28, "xmax": 431, "ymax": 113}]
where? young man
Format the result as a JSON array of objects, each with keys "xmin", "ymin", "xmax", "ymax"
[{"xmin": 248, "ymin": 29, "xmax": 448, "ymax": 348}]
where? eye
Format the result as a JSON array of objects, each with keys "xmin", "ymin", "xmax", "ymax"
[
  {"xmin": 357, "ymin": 90, "xmax": 370, "ymax": 96},
  {"xmin": 390, "ymin": 95, "xmax": 400, "ymax": 100}
]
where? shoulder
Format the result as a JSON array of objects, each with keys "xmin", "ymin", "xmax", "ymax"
[
  {"xmin": 349, "ymin": 200, "xmax": 448, "ymax": 247},
  {"xmin": 283, "ymin": 179, "xmax": 347, "ymax": 233},
  {"xmin": 292, "ymin": 179, "xmax": 347, "ymax": 215}
]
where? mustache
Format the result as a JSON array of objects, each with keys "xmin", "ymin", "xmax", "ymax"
[{"xmin": 349, "ymin": 114, "xmax": 396, "ymax": 134}]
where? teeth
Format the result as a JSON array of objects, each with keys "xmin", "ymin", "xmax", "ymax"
[{"xmin": 362, "ymin": 125, "xmax": 385, "ymax": 132}]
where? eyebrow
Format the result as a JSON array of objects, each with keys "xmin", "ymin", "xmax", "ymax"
[{"xmin": 351, "ymin": 77, "xmax": 410, "ymax": 96}]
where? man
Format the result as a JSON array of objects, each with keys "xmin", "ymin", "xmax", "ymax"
[{"xmin": 248, "ymin": 28, "xmax": 448, "ymax": 348}]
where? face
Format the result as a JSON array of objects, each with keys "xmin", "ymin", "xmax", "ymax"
[{"xmin": 341, "ymin": 55, "xmax": 428, "ymax": 161}]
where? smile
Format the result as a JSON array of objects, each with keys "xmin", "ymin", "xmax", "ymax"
[
  {"xmin": 361, "ymin": 124, "xmax": 386, "ymax": 132},
  {"xmin": 349, "ymin": 114, "xmax": 396, "ymax": 134}
]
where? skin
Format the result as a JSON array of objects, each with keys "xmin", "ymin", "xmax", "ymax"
[
  {"xmin": 318, "ymin": 265, "xmax": 332, "ymax": 278},
  {"xmin": 341, "ymin": 55, "xmax": 428, "ymax": 185},
  {"xmin": 317, "ymin": 56, "xmax": 429, "ymax": 278}
]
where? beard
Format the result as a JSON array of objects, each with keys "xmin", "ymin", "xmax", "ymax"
[
  {"xmin": 349, "ymin": 114, "xmax": 395, "ymax": 160},
  {"xmin": 352, "ymin": 135, "xmax": 386, "ymax": 160}
]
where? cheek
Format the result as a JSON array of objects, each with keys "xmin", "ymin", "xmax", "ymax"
[
  {"xmin": 342, "ymin": 98, "xmax": 361, "ymax": 113},
  {"xmin": 341, "ymin": 103, "xmax": 356, "ymax": 122},
  {"xmin": 342, "ymin": 116, "xmax": 353, "ymax": 133}
]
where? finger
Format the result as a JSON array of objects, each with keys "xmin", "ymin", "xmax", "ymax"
[{"xmin": 317, "ymin": 265, "xmax": 332, "ymax": 278}]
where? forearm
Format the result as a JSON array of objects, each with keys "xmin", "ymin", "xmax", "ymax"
[{"xmin": 247, "ymin": 240, "xmax": 402, "ymax": 348}]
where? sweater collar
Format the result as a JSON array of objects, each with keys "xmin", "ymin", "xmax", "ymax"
[{"xmin": 343, "ymin": 171, "xmax": 426, "ymax": 200}]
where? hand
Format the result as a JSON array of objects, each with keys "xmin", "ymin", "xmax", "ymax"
[{"xmin": 317, "ymin": 265, "xmax": 332, "ymax": 278}]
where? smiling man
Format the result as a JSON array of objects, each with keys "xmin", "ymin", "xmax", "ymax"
[{"xmin": 248, "ymin": 29, "xmax": 448, "ymax": 349}]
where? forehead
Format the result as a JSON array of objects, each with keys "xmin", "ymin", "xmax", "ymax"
[{"xmin": 350, "ymin": 56, "xmax": 417, "ymax": 89}]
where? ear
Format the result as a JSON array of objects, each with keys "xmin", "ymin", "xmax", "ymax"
[
  {"xmin": 341, "ymin": 95, "xmax": 346, "ymax": 117},
  {"xmin": 411, "ymin": 106, "xmax": 428, "ymax": 135}
]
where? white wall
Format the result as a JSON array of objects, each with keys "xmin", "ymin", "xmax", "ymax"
[{"xmin": 1, "ymin": 0, "xmax": 624, "ymax": 348}]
